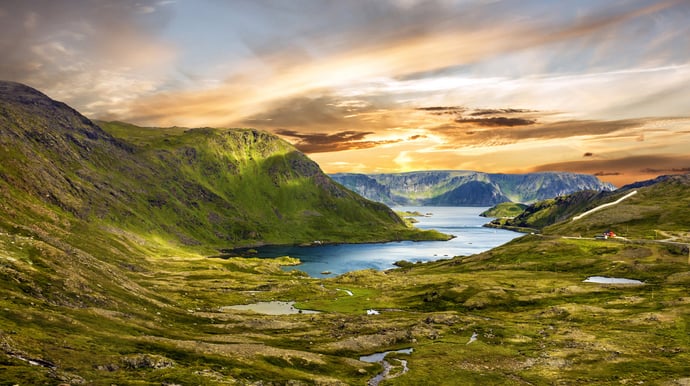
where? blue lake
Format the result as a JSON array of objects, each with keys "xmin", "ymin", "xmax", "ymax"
[{"xmin": 249, "ymin": 206, "xmax": 523, "ymax": 278}]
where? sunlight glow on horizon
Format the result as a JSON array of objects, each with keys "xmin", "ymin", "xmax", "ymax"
[{"xmin": 2, "ymin": 0, "xmax": 689, "ymax": 185}]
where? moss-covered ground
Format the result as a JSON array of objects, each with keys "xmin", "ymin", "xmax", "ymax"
[{"xmin": 2, "ymin": 229, "xmax": 689, "ymax": 385}]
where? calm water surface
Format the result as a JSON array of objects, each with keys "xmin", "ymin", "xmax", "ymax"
[{"xmin": 249, "ymin": 207, "xmax": 522, "ymax": 278}]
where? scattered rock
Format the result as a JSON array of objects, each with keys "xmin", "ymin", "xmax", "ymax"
[{"xmin": 121, "ymin": 354, "xmax": 174, "ymax": 370}]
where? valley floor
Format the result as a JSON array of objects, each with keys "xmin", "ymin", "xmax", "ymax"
[{"xmin": 2, "ymin": 234, "xmax": 690, "ymax": 385}]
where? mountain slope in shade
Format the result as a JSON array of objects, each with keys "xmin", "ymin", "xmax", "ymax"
[{"xmin": 330, "ymin": 171, "xmax": 615, "ymax": 206}]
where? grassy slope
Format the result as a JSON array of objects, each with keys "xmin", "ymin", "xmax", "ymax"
[
  {"xmin": 3, "ymin": 229, "xmax": 689, "ymax": 384},
  {"xmin": 490, "ymin": 174, "xmax": 690, "ymax": 242},
  {"xmin": 376, "ymin": 236, "xmax": 690, "ymax": 384},
  {"xmin": 546, "ymin": 175, "xmax": 690, "ymax": 240},
  {"xmin": 1, "ymin": 79, "xmax": 445, "ymax": 252},
  {"xmin": 480, "ymin": 202, "xmax": 528, "ymax": 218},
  {"xmin": 97, "ymin": 121, "xmax": 448, "ymax": 247}
]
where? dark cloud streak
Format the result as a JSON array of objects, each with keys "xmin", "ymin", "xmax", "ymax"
[
  {"xmin": 430, "ymin": 117, "xmax": 644, "ymax": 147},
  {"xmin": 469, "ymin": 108, "xmax": 534, "ymax": 116},
  {"xmin": 455, "ymin": 117, "xmax": 536, "ymax": 127},
  {"xmin": 274, "ymin": 129, "xmax": 401, "ymax": 153}
]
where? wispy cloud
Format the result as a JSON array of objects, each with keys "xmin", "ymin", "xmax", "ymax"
[
  {"xmin": 454, "ymin": 117, "xmax": 537, "ymax": 127},
  {"xmin": 0, "ymin": 0, "xmax": 175, "ymax": 117}
]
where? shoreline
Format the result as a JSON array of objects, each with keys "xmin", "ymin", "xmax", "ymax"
[{"xmin": 215, "ymin": 233, "xmax": 455, "ymax": 257}]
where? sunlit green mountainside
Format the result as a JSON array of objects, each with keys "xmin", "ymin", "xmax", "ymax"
[
  {"xmin": 488, "ymin": 174, "xmax": 690, "ymax": 239},
  {"xmin": 0, "ymin": 81, "xmax": 443, "ymax": 251},
  {"xmin": 330, "ymin": 171, "xmax": 615, "ymax": 206},
  {"xmin": 479, "ymin": 202, "xmax": 528, "ymax": 218}
]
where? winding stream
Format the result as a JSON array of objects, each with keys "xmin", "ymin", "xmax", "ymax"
[{"xmin": 360, "ymin": 348, "xmax": 414, "ymax": 386}]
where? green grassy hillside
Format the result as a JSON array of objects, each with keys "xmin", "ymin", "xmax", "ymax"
[
  {"xmin": 486, "ymin": 190, "xmax": 610, "ymax": 232},
  {"xmin": 489, "ymin": 174, "xmax": 690, "ymax": 242},
  {"xmin": 0, "ymin": 81, "xmax": 444, "ymax": 253},
  {"xmin": 480, "ymin": 202, "xmax": 528, "ymax": 218},
  {"xmin": 546, "ymin": 174, "xmax": 690, "ymax": 240},
  {"xmin": 98, "ymin": 121, "xmax": 447, "ymax": 247},
  {"xmin": 4, "ymin": 225, "xmax": 688, "ymax": 384},
  {"xmin": 0, "ymin": 81, "xmax": 446, "ymax": 384}
]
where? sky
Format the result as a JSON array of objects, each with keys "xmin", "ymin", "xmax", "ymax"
[{"xmin": 1, "ymin": 0, "xmax": 690, "ymax": 186}]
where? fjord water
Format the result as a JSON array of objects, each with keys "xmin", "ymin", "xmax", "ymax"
[{"xmin": 254, "ymin": 207, "xmax": 522, "ymax": 277}]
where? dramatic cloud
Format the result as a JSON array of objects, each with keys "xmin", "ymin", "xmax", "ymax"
[
  {"xmin": 416, "ymin": 106, "xmax": 465, "ymax": 115},
  {"xmin": 429, "ymin": 114, "xmax": 646, "ymax": 148},
  {"xmin": 0, "ymin": 0, "xmax": 175, "ymax": 117},
  {"xmin": 108, "ymin": 0, "xmax": 690, "ymax": 127},
  {"xmin": 469, "ymin": 109, "xmax": 535, "ymax": 116},
  {"xmin": 2, "ymin": 1, "xmax": 689, "ymax": 185},
  {"xmin": 275, "ymin": 129, "xmax": 402, "ymax": 153},
  {"xmin": 640, "ymin": 167, "xmax": 690, "ymax": 173}
]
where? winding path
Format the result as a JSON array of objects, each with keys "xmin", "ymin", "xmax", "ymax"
[{"xmin": 571, "ymin": 190, "xmax": 637, "ymax": 221}]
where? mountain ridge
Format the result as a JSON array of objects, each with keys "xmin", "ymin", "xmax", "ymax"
[{"xmin": 330, "ymin": 170, "xmax": 615, "ymax": 206}]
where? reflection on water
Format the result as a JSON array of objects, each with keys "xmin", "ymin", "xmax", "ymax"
[{"xmin": 247, "ymin": 207, "xmax": 522, "ymax": 277}]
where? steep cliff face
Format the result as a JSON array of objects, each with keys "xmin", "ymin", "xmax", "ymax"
[
  {"xmin": 425, "ymin": 181, "xmax": 510, "ymax": 206},
  {"xmin": 488, "ymin": 172, "xmax": 615, "ymax": 202},
  {"xmin": 324, "ymin": 173, "xmax": 399, "ymax": 205},
  {"xmin": 330, "ymin": 171, "xmax": 615, "ymax": 206}
]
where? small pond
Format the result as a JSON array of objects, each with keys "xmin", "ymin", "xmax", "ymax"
[
  {"xmin": 220, "ymin": 301, "xmax": 319, "ymax": 315},
  {"xmin": 359, "ymin": 348, "xmax": 414, "ymax": 363},
  {"xmin": 583, "ymin": 276, "xmax": 644, "ymax": 285}
]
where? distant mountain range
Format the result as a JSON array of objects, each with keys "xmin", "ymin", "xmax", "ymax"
[{"xmin": 330, "ymin": 171, "xmax": 615, "ymax": 206}]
